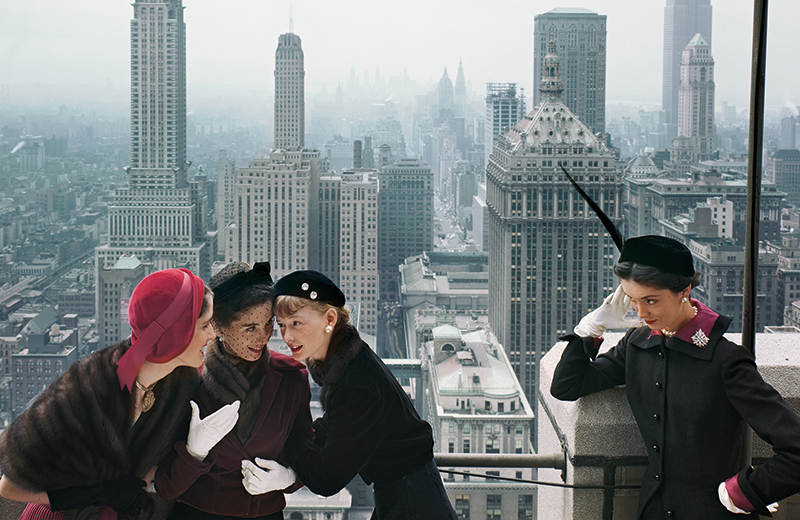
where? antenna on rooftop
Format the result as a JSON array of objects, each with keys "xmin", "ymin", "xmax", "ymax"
[{"xmin": 289, "ymin": 8, "xmax": 294, "ymax": 34}]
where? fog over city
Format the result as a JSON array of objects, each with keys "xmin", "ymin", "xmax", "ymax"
[{"xmin": 2, "ymin": 0, "xmax": 799, "ymax": 111}]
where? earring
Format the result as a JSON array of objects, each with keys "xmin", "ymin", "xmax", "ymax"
[
  {"xmin": 219, "ymin": 333, "xmax": 225, "ymax": 343},
  {"xmin": 325, "ymin": 325, "xmax": 333, "ymax": 333},
  {"xmin": 681, "ymin": 297, "xmax": 688, "ymax": 303}
]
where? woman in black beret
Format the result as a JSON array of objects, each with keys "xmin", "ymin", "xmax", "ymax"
[
  {"xmin": 154, "ymin": 262, "xmax": 314, "ymax": 519},
  {"xmin": 551, "ymin": 235, "xmax": 800, "ymax": 519},
  {"xmin": 248, "ymin": 270, "xmax": 457, "ymax": 519}
]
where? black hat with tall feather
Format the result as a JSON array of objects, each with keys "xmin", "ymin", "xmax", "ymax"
[{"xmin": 560, "ymin": 165, "xmax": 694, "ymax": 277}]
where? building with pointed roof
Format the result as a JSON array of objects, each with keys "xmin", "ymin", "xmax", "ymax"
[{"xmin": 487, "ymin": 37, "xmax": 621, "ymax": 441}]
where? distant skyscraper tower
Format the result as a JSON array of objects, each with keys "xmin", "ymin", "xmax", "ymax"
[
  {"xmin": 487, "ymin": 37, "xmax": 621, "ymax": 415},
  {"xmin": 438, "ymin": 68, "xmax": 454, "ymax": 112},
  {"xmin": 216, "ymin": 150, "xmax": 236, "ymax": 256},
  {"xmin": 378, "ymin": 158, "xmax": 434, "ymax": 305},
  {"xmin": 484, "ymin": 83, "xmax": 525, "ymax": 177},
  {"xmin": 663, "ymin": 0, "xmax": 712, "ymax": 138},
  {"xmin": 677, "ymin": 34, "xmax": 715, "ymax": 161},
  {"xmin": 454, "ymin": 59, "xmax": 467, "ymax": 117},
  {"xmin": 781, "ymin": 116, "xmax": 797, "ymax": 150},
  {"xmin": 96, "ymin": 0, "xmax": 214, "ymax": 316},
  {"xmin": 275, "ymin": 32, "xmax": 305, "ymax": 151},
  {"xmin": 533, "ymin": 8, "xmax": 607, "ymax": 135}
]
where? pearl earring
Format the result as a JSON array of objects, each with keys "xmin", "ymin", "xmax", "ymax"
[
  {"xmin": 325, "ymin": 325, "xmax": 333, "ymax": 333},
  {"xmin": 681, "ymin": 297, "xmax": 688, "ymax": 303}
]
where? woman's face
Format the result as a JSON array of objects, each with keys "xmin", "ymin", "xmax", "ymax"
[
  {"xmin": 175, "ymin": 295, "xmax": 215, "ymax": 368},
  {"xmin": 620, "ymin": 279, "xmax": 690, "ymax": 332},
  {"xmin": 276, "ymin": 305, "xmax": 335, "ymax": 362},
  {"xmin": 217, "ymin": 301, "xmax": 274, "ymax": 362}
]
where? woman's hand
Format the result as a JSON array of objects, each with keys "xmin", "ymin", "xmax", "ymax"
[
  {"xmin": 574, "ymin": 286, "xmax": 642, "ymax": 337},
  {"xmin": 241, "ymin": 458, "xmax": 296, "ymax": 495},
  {"xmin": 186, "ymin": 400, "xmax": 240, "ymax": 461}
]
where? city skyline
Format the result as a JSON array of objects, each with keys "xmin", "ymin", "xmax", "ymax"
[{"xmin": 1, "ymin": 0, "xmax": 798, "ymax": 112}]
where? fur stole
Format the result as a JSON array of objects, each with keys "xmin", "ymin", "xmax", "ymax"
[
  {"xmin": 307, "ymin": 324, "xmax": 363, "ymax": 411},
  {"xmin": 201, "ymin": 339, "xmax": 271, "ymax": 444},
  {"xmin": 0, "ymin": 340, "xmax": 198, "ymax": 493}
]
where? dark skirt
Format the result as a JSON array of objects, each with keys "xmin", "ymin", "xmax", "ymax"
[
  {"xmin": 171, "ymin": 502, "xmax": 283, "ymax": 520},
  {"xmin": 371, "ymin": 459, "xmax": 457, "ymax": 520}
]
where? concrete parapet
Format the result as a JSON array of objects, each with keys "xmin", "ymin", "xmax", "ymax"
[{"xmin": 538, "ymin": 332, "xmax": 800, "ymax": 520}]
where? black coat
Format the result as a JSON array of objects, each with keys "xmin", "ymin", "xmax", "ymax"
[
  {"xmin": 551, "ymin": 314, "xmax": 800, "ymax": 519},
  {"xmin": 284, "ymin": 326, "xmax": 434, "ymax": 496}
]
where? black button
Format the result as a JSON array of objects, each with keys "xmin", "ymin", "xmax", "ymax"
[
  {"xmin": 658, "ymin": 351, "xmax": 664, "ymax": 358},
  {"xmin": 653, "ymin": 414, "xmax": 660, "ymax": 421},
  {"xmin": 655, "ymin": 474, "xmax": 660, "ymax": 481},
  {"xmin": 655, "ymin": 382, "xmax": 662, "ymax": 389},
  {"xmin": 652, "ymin": 445, "xmax": 659, "ymax": 452},
  {"xmin": 666, "ymin": 511, "xmax": 674, "ymax": 517}
]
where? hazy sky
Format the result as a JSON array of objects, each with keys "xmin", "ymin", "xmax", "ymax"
[{"xmin": 1, "ymin": 0, "xmax": 798, "ymax": 112}]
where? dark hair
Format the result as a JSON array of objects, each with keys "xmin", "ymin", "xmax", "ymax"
[
  {"xmin": 200, "ymin": 285, "xmax": 213, "ymax": 317},
  {"xmin": 614, "ymin": 261, "xmax": 701, "ymax": 294},
  {"xmin": 209, "ymin": 263, "xmax": 274, "ymax": 328}
]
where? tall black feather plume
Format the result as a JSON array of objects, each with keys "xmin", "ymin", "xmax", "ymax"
[{"xmin": 559, "ymin": 164, "xmax": 624, "ymax": 251}]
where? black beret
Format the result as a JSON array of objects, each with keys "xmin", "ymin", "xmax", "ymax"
[
  {"xmin": 210, "ymin": 261, "xmax": 273, "ymax": 300},
  {"xmin": 274, "ymin": 270, "xmax": 346, "ymax": 307},
  {"xmin": 618, "ymin": 236, "xmax": 695, "ymax": 277}
]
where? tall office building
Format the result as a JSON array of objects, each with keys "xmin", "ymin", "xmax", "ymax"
[
  {"xmin": 275, "ymin": 32, "xmax": 305, "ymax": 150},
  {"xmin": 378, "ymin": 158, "xmax": 434, "ymax": 305},
  {"xmin": 663, "ymin": 0, "xmax": 712, "ymax": 139},
  {"xmin": 216, "ymin": 150, "xmax": 236, "ymax": 256},
  {"xmin": 339, "ymin": 170, "xmax": 379, "ymax": 334},
  {"xmin": 677, "ymin": 34, "xmax": 715, "ymax": 161},
  {"xmin": 96, "ymin": 0, "xmax": 214, "ymax": 314},
  {"xmin": 533, "ymin": 8, "xmax": 607, "ymax": 135},
  {"xmin": 454, "ymin": 59, "xmax": 467, "ymax": 118},
  {"xmin": 487, "ymin": 38, "xmax": 621, "ymax": 409},
  {"xmin": 318, "ymin": 175, "xmax": 341, "ymax": 284},
  {"xmin": 484, "ymin": 83, "xmax": 525, "ymax": 177},
  {"xmin": 225, "ymin": 150, "xmax": 321, "ymax": 279}
]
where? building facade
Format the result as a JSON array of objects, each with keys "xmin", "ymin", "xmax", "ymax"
[
  {"xmin": 677, "ymin": 34, "xmax": 715, "ymax": 162},
  {"xmin": 274, "ymin": 32, "xmax": 305, "ymax": 151},
  {"xmin": 663, "ymin": 0, "xmax": 713, "ymax": 139},
  {"xmin": 378, "ymin": 158, "xmax": 434, "ymax": 303},
  {"xmin": 96, "ymin": 255, "xmax": 145, "ymax": 349},
  {"xmin": 96, "ymin": 0, "xmax": 214, "ymax": 286},
  {"xmin": 484, "ymin": 84, "xmax": 525, "ymax": 177},
  {"xmin": 533, "ymin": 8, "xmax": 607, "ymax": 135},
  {"xmin": 768, "ymin": 149, "xmax": 800, "ymax": 206},
  {"xmin": 487, "ymin": 38, "xmax": 621, "ymax": 413},
  {"xmin": 339, "ymin": 169, "xmax": 379, "ymax": 334},
  {"xmin": 216, "ymin": 150, "xmax": 236, "ymax": 256}
]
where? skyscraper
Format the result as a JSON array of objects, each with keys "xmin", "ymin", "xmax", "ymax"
[
  {"xmin": 274, "ymin": 32, "xmax": 305, "ymax": 150},
  {"xmin": 487, "ymin": 37, "xmax": 621, "ymax": 416},
  {"xmin": 677, "ymin": 33, "xmax": 715, "ymax": 161},
  {"xmin": 378, "ymin": 158, "xmax": 434, "ymax": 305},
  {"xmin": 663, "ymin": 0, "xmax": 712, "ymax": 139},
  {"xmin": 533, "ymin": 8, "xmax": 607, "ymax": 135},
  {"xmin": 226, "ymin": 32, "xmax": 320, "ymax": 279},
  {"xmin": 454, "ymin": 59, "xmax": 467, "ymax": 118},
  {"xmin": 484, "ymin": 83, "xmax": 525, "ymax": 177},
  {"xmin": 96, "ymin": 0, "xmax": 215, "ymax": 343},
  {"xmin": 216, "ymin": 150, "xmax": 236, "ymax": 256}
]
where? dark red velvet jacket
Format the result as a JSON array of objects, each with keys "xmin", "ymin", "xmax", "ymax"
[{"xmin": 154, "ymin": 351, "xmax": 312, "ymax": 517}]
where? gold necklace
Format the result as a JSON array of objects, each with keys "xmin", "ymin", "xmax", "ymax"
[
  {"xmin": 134, "ymin": 379, "xmax": 156, "ymax": 412},
  {"xmin": 661, "ymin": 305, "xmax": 698, "ymax": 338}
]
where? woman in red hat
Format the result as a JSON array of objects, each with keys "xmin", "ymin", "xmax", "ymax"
[
  {"xmin": 0, "ymin": 268, "xmax": 239, "ymax": 520},
  {"xmin": 155, "ymin": 262, "xmax": 313, "ymax": 520}
]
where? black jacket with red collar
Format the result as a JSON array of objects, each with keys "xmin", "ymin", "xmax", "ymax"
[{"xmin": 551, "ymin": 312, "xmax": 800, "ymax": 519}]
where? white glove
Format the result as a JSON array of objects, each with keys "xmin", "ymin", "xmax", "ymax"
[
  {"xmin": 241, "ymin": 458, "xmax": 296, "ymax": 495},
  {"xmin": 186, "ymin": 400, "xmax": 240, "ymax": 461},
  {"xmin": 574, "ymin": 285, "xmax": 642, "ymax": 337},
  {"xmin": 717, "ymin": 482, "xmax": 778, "ymax": 514}
]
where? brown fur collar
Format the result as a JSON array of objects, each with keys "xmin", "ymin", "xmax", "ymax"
[
  {"xmin": 307, "ymin": 324, "xmax": 363, "ymax": 410},
  {"xmin": 0, "ymin": 340, "xmax": 198, "ymax": 495},
  {"xmin": 201, "ymin": 339, "xmax": 271, "ymax": 443}
]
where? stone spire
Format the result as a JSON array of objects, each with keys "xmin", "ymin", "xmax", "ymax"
[{"xmin": 538, "ymin": 30, "xmax": 564, "ymax": 103}]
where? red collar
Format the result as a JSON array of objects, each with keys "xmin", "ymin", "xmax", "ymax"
[{"xmin": 649, "ymin": 299, "xmax": 718, "ymax": 348}]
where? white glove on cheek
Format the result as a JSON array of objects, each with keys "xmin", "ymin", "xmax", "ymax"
[
  {"xmin": 717, "ymin": 481, "xmax": 778, "ymax": 514},
  {"xmin": 186, "ymin": 400, "xmax": 240, "ymax": 461},
  {"xmin": 241, "ymin": 458, "xmax": 296, "ymax": 495},
  {"xmin": 574, "ymin": 285, "xmax": 642, "ymax": 337}
]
